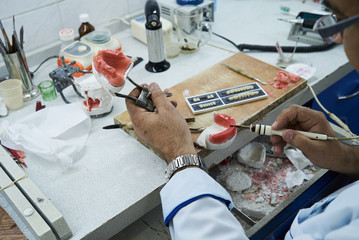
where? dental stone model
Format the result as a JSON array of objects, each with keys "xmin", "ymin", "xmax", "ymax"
[
  {"xmin": 79, "ymin": 75, "xmax": 113, "ymax": 117},
  {"xmin": 79, "ymin": 49, "xmax": 132, "ymax": 117}
]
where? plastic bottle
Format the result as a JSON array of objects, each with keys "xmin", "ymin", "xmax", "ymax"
[
  {"xmin": 78, "ymin": 13, "xmax": 95, "ymax": 38},
  {"xmin": 59, "ymin": 28, "xmax": 75, "ymax": 50}
]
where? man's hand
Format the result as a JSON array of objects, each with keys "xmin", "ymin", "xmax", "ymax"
[
  {"xmin": 270, "ymin": 105, "xmax": 359, "ymax": 176},
  {"xmin": 126, "ymin": 82, "xmax": 196, "ymax": 164}
]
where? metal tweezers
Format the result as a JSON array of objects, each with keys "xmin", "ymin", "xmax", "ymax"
[{"xmin": 114, "ymin": 76, "xmax": 172, "ymax": 112}]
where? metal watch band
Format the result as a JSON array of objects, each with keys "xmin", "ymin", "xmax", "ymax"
[{"xmin": 165, "ymin": 154, "xmax": 203, "ymax": 180}]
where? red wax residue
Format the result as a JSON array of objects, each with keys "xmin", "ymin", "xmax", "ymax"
[
  {"xmin": 83, "ymin": 98, "xmax": 100, "ymax": 112},
  {"xmin": 35, "ymin": 101, "xmax": 46, "ymax": 111},
  {"xmin": 220, "ymin": 156, "xmax": 233, "ymax": 165},
  {"xmin": 16, "ymin": 150, "xmax": 26, "ymax": 159},
  {"xmin": 270, "ymin": 71, "xmax": 301, "ymax": 89},
  {"xmin": 264, "ymin": 89, "xmax": 275, "ymax": 98}
]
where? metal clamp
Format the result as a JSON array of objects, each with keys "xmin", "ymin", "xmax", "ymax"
[
  {"xmin": 49, "ymin": 56, "xmax": 90, "ymax": 104},
  {"xmin": 114, "ymin": 76, "xmax": 172, "ymax": 112}
]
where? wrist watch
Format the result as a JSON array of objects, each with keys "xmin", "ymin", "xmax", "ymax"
[{"xmin": 165, "ymin": 154, "xmax": 204, "ymax": 180}]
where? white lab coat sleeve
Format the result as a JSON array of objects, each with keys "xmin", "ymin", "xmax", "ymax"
[{"xmin": 160, "ymin": 168, "xmax": 248, "ymax": 240}]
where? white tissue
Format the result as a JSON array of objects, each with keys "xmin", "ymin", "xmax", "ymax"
[
  {"xmin": 284, "ymin": 147, "xmax": 313, "ymax": 170},
  {"xmin": 0, "ymin": 103, "xmax": 91, "ymax": 165},
  {"xmin": 285, "ymin": 63, "xmax": 316, "ymax": 80}
]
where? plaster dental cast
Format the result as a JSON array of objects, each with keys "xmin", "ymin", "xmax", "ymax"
[{"xmin": 79, "ymin": 49, "xmax": 132, "ymax": 116}]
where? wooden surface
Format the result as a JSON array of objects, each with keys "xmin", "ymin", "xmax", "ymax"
[
  {"xmin": 114, "ymin": 52, "xmax": 307, "ymax": 148},
  {"xmin": 0, "ymin": 206, "xmax": 25, "ymax": 240}
]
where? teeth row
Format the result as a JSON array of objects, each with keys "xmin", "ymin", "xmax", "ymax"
[
  {"xmin": 193, "ymin": 94, "xmax": 215, "ymax": 102},
  {"xmin": 228, "ymin": 90, "xmax": 259, "ymax": 101},
  {"xmin": 199, "ymin": 101, "xmax": 217, "ymax": 108},
  {"xmin": 207, "ymin": 94, "xmax": 215, "ymax": 99},
  {"xmin": 226, "ymin": 85, "xmax": 254, "ymax": 95}
]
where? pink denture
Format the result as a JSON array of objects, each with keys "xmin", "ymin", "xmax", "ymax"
[
  {"xmin": 93, "ymin": 50, "xmax": 131, "ymax": 87},
  {"xmin": 209, "ymin": 113, "xmax": 237, "ymax": 144}
]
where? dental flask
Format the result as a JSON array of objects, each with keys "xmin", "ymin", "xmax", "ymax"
[{"xmin": 145, "ymin": 0, "xmax": 170, "ymax": 73}]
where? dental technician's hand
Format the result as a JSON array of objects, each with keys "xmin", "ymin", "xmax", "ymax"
[
  {"xmin": 270, "ymin": 104, "xmax": 359, "ymax": 176},
  {"xmin": 126, "ymin": 82, "xmax": 196, "ymax": 164}
]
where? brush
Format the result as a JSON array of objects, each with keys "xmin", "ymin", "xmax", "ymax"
[{"xmin": 0, "ymin": 19, "xmax": 12, "ymax": 53}]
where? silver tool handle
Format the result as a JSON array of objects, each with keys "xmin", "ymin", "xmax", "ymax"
[{"xmin": 250, "ymin": 124, "xmax": 329, "ymax": 140}]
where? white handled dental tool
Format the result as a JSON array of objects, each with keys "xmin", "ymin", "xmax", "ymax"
[
  {"xmin": 230, "ymin": 124, "xmax": 333, "ymax": 140},
  {"xmin": 230, "ymin": 124, "xmax": 359, "ymax": 141},
  {"xmin": 250, "ymin": 124, "xmax": 331, "ymax": 140}
]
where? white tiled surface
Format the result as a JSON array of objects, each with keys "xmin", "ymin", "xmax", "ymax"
[
  {"xmin": 0, "ymin": 0, "xmax": 59, "ymax": 19},
  {"xmin": 0, "ymin": 0, "xmax": 146, "ymax": 53},
  {"xmin": 128, "ymin": 0, "xmax": 147, "ymax": 14}
]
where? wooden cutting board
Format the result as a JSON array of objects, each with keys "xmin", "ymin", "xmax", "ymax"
[{"xmin": 114, "ymin": 52, "xmax": 307, "ymax": 148}]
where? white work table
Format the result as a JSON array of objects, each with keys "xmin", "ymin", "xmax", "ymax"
[{"xmin": 0, "ymin": 0, "xmax": 353, "ymax": 239}]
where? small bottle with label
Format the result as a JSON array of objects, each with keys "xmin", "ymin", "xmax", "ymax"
[
  {"xmin": 59, "ymin": 28, "xmax": 75, "ymax": 50},
  {"xmin": 78, "ymin": 13, "xmax": 95, "ymax": 38}
]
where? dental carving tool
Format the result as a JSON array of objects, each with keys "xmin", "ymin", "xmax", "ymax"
[
  {"xmin": 221, "ymin": 63, "xmax": 267, "ymax": 85},
  {"xmin": 231, "ymin": 124, "xmax": 330, "ymax": 140},
  {"xmin": 250, "ymin": 124, "xmax": 330, "ymax": 140},
  {"xmin": 231, "ymin": 124, "xmax": 359, "ymax": 141}
]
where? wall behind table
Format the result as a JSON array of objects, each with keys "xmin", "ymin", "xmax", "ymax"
[{"xmin": 0, "ymin": 0, "xmax": 146, "ymax": 77}]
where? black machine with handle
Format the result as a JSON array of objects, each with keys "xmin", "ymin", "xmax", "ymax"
[{"xmin": 145, "ymin": 0, "xmax": 170, "ymax": 73}]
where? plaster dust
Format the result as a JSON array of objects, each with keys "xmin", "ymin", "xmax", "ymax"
[{"xmin": 214, "ymin": 154, "xmax": 318, "ymax": 222}]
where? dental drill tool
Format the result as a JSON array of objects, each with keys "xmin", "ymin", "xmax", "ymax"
[{"xmin": 231, "ymin": 124, "xmax": 359, "ymax": 141}]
